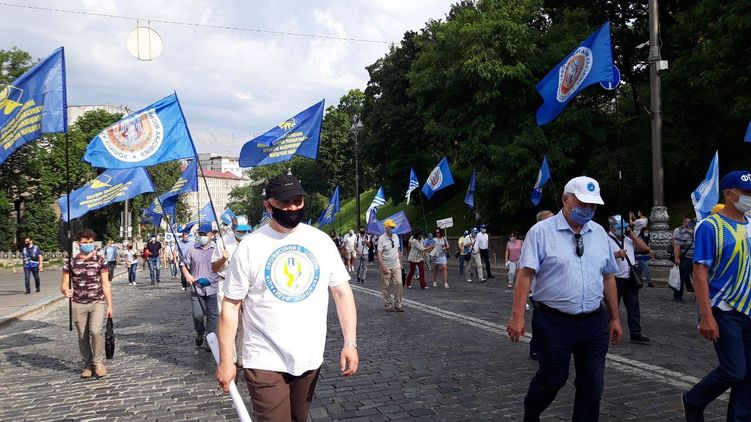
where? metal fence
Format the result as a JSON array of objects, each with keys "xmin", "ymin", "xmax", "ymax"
[{"xmin": 0, "ymin": 251, "xmax": 69, "ymax": 260}]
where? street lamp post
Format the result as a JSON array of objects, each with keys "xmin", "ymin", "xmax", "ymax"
[
  {"xmin": 647, "ymin": 0, "xmax": 673, "ymax": 266},
  {"xmin": 350, "ymin": 116, "xmax": 364, "ymax": 229}
]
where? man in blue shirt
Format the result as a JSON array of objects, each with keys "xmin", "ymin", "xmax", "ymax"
[
  {"xmin": 176, "ymin": 231, "xmax": 193, "ymax": 291},
  {"xmin": 21, "ymin": 237, "xmax": 43, "ymax": 294},
  {"xmin": 104, "ymin": 241, "xmax": 118, "ymax": 282},
  {"xmin": 683, "ymin": 170, "xmax": 751, "ymax": 422},
  {"xmin": 507, "ymin": 176, "xmax": 622, "ymax": 422}
]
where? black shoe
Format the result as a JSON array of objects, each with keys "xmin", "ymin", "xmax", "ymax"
[
  {"xmin": 647, "ymin": 282, "xmax": 655, "ymax": 288},
  {"xmin": 488, "ymin": 275, "xmax": 495, "ymax": 279},
  {"xmin": 35, "ymin": 288, "xmax": 40, "ymax": 292},
  {"xmin": 682, "ymin": 393, "xmax": 704, "ymax": 422},
  {"xmin": 686, "ymin": 287, "xmax": 695, "ymax": 293},
  {"xmin": 529, "ymin": 352, "xmax": 539, "ymax": 361},
  {"xmin": 672, "ymin": 297, "xmax": 685, "ymax": 303},
  {"xmin": 630, "ymin": 335, "xmax": 651, "ymax": 344},
  {"xmin": 195, "ymin": 335, "xmax": 203, "ymax": 347},
  {"xmin": 24, "ymin": 291, "xmax": 30, "ymax": 294}
]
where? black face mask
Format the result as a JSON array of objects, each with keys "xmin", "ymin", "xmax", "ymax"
[
  {"xmin": 359, "ymin": 230, "xmax": 365, "ymax": 235},
  {"xmin": 270, "ymin": 204, "xmax": 305, "ymax": 229}
]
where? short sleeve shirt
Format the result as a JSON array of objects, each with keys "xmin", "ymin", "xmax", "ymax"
[
  {"xmin": 146, "ymin": 241, "xmax": 162, "ymax": 258},
  {"xmin": 607, "ymin": 234, "xmax": 636, "ymax": 279},
  {"xmin": 673, "ymin": 227, "xmax": 695, "ymax": 259},
  {"xmin": 184, "ymin": 243, "xmax": 219, "ymax": 296},
  {"xmin": 211, "ymin": 234, "xmax": 240, "ymax": 278},
  {"xmin": 64, "ymin": 252, "xmax": 106, "ymax": 304},
  {"xmin": 224, "ymin": 223, "xmax": 350, "ymax": 376},
  {"xmin": 378, "ymin": 233, "xmax": 401, "ymax": 269}
]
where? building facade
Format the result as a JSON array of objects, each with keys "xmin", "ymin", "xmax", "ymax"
[
  {"xmin": 197, "ymin": 153, "xmax": 244, "ymax": 178},
  {"xmin": 185, "ymin": 164, "xmax": 251, "ymax": 222}
]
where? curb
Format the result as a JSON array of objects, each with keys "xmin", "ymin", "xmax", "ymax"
[{"xmin": 0, "ymin": 269, "xmax": 128, "ymax": 330}]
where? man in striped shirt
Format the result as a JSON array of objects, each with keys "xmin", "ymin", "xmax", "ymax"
[{"xmin": 683, "ymin": 170, "xmax": 751, "ymax": 421}]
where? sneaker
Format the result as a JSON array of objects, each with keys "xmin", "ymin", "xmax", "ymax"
[
  {"xmin": 385, "ymin": 307, "xmax": 394, "ymax": 312},
  {"xmin": 80, "ymin": 366, "xmax": 94, "ymax": 378},
  {"xmin": 507, "ymin": 283, "xmax": 513, "ymax": 289},
  {"xmin": 525, "ymin": 303, "xmax": 530, "ymax": 311},
  {"xmin": 181, "ymin": 287, "xmax": 186, "ymax": 291},
  {"xmin": 35, "ymin": 288, "xmax": 40, "ymax": 292},
  {"xmin": 132, "ymin": 282, "xmax": 137, "ymax": 286},
  {"xmin": 433, "ymin": 282, "xmax": 437, "ymax": 287},
  {"xmin": 647, "ymin": 282, "xmax": 655, "ymax": 288},
  {"xmin": 407, "ymin": 285, "xmax": 412, "ymax": 289},
  {"xmin": 630, "ymin": 335, "xmax": 651, "ymax": 344},
  {"xmin": 467, "ymin": 278, "xmax": 472, "ymax": 282},
  {"xmin": 195, "ymin": 334, "xmax": 204, "ymax": 346},
  {"xmin": 681, "ymin": 393, "xmax": 704, "ymax": 422},
  {"xmin": 444, "ymin": 283, "xmax": 449, "ymax": 289},
  {"xmin": 395, "ymin": 307, "xmax": 405, "ymax": 312},
  {"xmin": 24, "ymin": 291, "xmax": 30, "ymax": 294},
  {"xmin": 94, "ymin": 363, "xmax": 107, "ymax": 378},
  {"xmin": 480, "ymin": 279, "xmax": 487, "ymax": 283}
]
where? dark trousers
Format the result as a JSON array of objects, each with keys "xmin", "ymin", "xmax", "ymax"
[
  {"xmin": 480, "ymin": 248, "xmax": 493, "ymax": 277},
  {"xmin": 244, "ymin": 368, "xmax": 321, "ymax": 422},
  {"xmin": 524, "ymin": 304, "xmax": 610, "ymax": 422},
  {"xmin": 180, "ymin": 272, "xmax": 188, "ymax": 288},
  {"xmin": 458, "ymin": 256, "xmax": 465, "ymax": 274},
  {"xmin": 615, "ymin": 277, "xmax": 643, "ymax": 339},
  {"xmin": 685, "ymin": 309, "xmax": 751, "ymax": 421},
  {"xmin": 191, "ymin": 293, "xmax": 217, "ymax": 337},
  {"xmin": 107, "ymin": 261, "xmax": 116, "ymax": 281},
  {"xmin": 406, "ymin": 261, "xmax": 427, "ymax": 288},
  {"xmin": 23, "ymin": 267, "xmax": 40, "ymax": 292},
  {"xmin": 529, "ymin": 297, "xmax": 538, "ymax": 357},
  {"xmin": 674, "ymin": 258, "xmax": 694, "ymax": 299}
]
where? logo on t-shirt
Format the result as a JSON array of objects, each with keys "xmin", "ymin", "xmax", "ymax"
[{"xmin": 264, "ymin": 245, "xmax": 320, "ymax": 303}]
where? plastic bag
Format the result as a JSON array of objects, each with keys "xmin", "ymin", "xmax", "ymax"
[
  {"xmin": 668, "ymin": 265, "xmax": 681, "ymax": 290},
  {"xmin": 105, "ymin": 317, "xmax": 115, "ymax": 359}
]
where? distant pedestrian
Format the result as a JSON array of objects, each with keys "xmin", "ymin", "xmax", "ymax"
[
  {"xmin": 378, "ymin": 219, "xmax": 403, "ymax": 312},
  {"xmin": 216, "ymin": 173, "xmax": 358, "ymax": 422},
  {"xmin": 629, "ymin": 209, "xmax": 649, "ymax": 236},
  {"xmin": 180, "ymin": 223, "xmax": 220, "ymax": 348},
  {"xmin": 466, "ymin": 228, "xmax": 485, "ymax": 282},
  {"xmin": 459, "ymin": 230, "xmax": 472, "ymax": 276},
  {"xmin": 354, "ymin": 227, "xmax": 371, "ymax": 283},
  {"xmin": 505, "ymin": 232, "xmax": 523, "ymax": 289},
  {"xmin": 60, "ymin": 228, "xmax": 113, "ymax": 379},
  {"xmin": 683, "ymin": 170, "xmax": 751, "ymax": 421},
  {"xmin": 477, "ymin": 224, "xmax": 494, "ymax": 279},
  {"xmin": 672, "ymin": 215, "xmax": 697, "ymax": 302},
  {"xmin": 507, "ymin": 176, "xmax": 622, "ymax": 421},
  {"xmin": 635, "ymin": 226, "xmax": 655, "ymax": 288},
  {"xmin": 146, "ymin": 235, "xmax": 162, "ymax": 284},
  {"xmin": 423, "ymin": 233, "xmax": 435, "ymax": 272},
  {"xmin": 343, "ymin": 229, "xmax": 357, "ymax": 272},
  {"xmin": 21, "ymin": 237, "xmax": 43, "ymax": 294},
  {"xmin": 405, "ymin": 229, "xmax": 431, "ymax": 289},
  {"xmin": 430, "ymin": 228, "xmax": 450, "ymax": 289},
  {"xmin": 104, "ymin": 240, "xmax": 118, "ymax": 282},
  {"xmin": 123, "ymin": 244, "xmax": 138, "ymax": 285}
]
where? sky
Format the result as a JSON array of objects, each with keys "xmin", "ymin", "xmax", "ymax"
[{"xmin": 0, "ymin": 0, "xmax": 456, "ymax": 154}]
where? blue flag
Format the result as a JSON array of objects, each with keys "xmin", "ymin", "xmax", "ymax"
[
  {"xmin": 180, "ymin": 221, "xmax": 197, "ymax": 233},
  {"xmin": 198, "ymin": 202, "xmax": 217, "ymax": 223},
  {"xmin": 465, "ymin": 169, "xmax": 476, "ymax": 209},
  {"xmin": 221, "ymin": 208, "xmax": 237, "ymax": 226},
  {"xmin": 317, "ymin": 186, "xmax": 340, "ymax": 226},
  {"xmin": 159, "ymin": 159, "xmax": 199, "ymax": 219},
  {"xmin": 405, "ymin": 168, "xmax": 419, "ymax": 205},
  {"xmin": 239, "ymin": 100, "xmax": 325, "ymax": 167},
  {"xmin": 531, "ymin": 156, "xmax": 552, "ymax": 206},
  {"xmin": 691, "ymin": 151, "xmax": 720, "ymax": 220},
  {"xmin": 141, "ymin": 206, "xmax": 162, "ymax": 227},
  {"xmin": 745, "ymin": 120, "xmax": 751, "ymax": 143},
  {"xmin": 1, "ymin": 47, "xmax": 66, "ymax": 164},
  {"xmin": 366, "ymin": 186, "xmax": 386, "ymax": 223},
  {"xmin": 536, "ymin": 21, "xmax": 613, "ymax": 125},
  {"xmin": 83, "ymin": 93, "xmax": 195, "ymax": 169},
  {"xmin": 421, "ymin": 157, "xmax": 454, "ymax": 199},
  {"xmin": 58, "ymin": 168, "xmax": 155, "ymax": 222},
  {"xmin": 367, "ymin": 210, "xmax": 412, "ymax": 236},
  {"xmin": 258, "ymin": 209, "xmax": 272, "ymax": 228}
]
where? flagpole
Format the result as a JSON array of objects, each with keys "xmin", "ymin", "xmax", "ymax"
[
  {"xmin": 419, "ymin": 194, "xmax": 429, "ymax": 230},
  {"xmin": 65, "ymin": 132, "xmax": 73, "ymax": 331}
]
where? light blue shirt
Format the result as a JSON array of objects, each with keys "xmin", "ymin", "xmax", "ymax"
[
  {"xmin": 520, "ymin": 211, "xmax": 619, "ymax": 314},
  {"xmin": 105, "ymin": 246, "xmax": 117, "ymax": 262}
]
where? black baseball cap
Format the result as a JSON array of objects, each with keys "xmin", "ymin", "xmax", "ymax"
[{"xmin": 265, "ymin": 174, "xmax": 308, "ymax": 201}]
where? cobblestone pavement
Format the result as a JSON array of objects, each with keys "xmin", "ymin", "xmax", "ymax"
[{"xmin": 0, "ymin": 261, "xmax": 731, "ymax": 421}]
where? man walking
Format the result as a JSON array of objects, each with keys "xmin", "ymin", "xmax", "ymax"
[
  {"xmin": 146, "ymin": 235, "xmax": 162, "ymax": 284},
  {"xmin": 177, "ymin": 231, "xmax": 193, "ymax": 291},
  {"xmin": 683, "ymin": 170, "xmax": 751, "ymax": 421},
  {"xmin": 507, "ymin": 176, "xmax": 622, "ymax": 422},
  {"xmin": 60, "ymin": 228, "xmax": 113, "ymax": 379},
  {"xmin": 21, "ymin": 237, "xmax": 43, "ymax": 294},
  {"xmin": 607, "ymin": 214, "xmax": 651, "ymax": 344},
  {"xmin": 354, "ymin": 227, "xmax": 371, "ymax": 283},
  {"xmin": 457, "ymin": 230, "xmax": 468, "ymax": 275},
  {"xmin": 104, "ymin": 240, "xmax": 118, "ymax": 282},
  {"xmin": 216, "ymin": 174, "xmax": 358, "ymax": 422},
  {"xmin": 378, "ymin": 219, "xmax": 404, "ymax": 312},
  {"xmin": 467, "ymin": 228, "xmax": 485, "ymax": 283},
  {"xmin": 477, "ymin": 224, "xmax": 494, "ymax": 279},
  {"xmin": 673, "ymin": 215, "xmax": 697, "ymax": 302},
  {"xmin": 343, "ymin": 229, "xmax": 357, "ymax": 272},
  {"xmin": 180, "ymin": 223, "xmax": 219, "ymax": 348}
]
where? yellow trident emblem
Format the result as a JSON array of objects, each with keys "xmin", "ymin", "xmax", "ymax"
[
  {"xmin": 0, "ymin": 85, "xmax": 24, "ymax": 116},
  {"xmin": 283, "ymin": 257, "xmax": 302, "ymax": 288}
]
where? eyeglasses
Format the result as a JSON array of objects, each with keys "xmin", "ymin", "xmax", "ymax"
[{"xmin": 574, "ymin": 233, "xmax": 583, "ymax": 257}]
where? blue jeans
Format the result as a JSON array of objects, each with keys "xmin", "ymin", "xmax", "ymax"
[
  {"xmin": 637, "ymin": 258, "xmax": 651, "ymax": 284},
  {"xmin": 24, "ymin": 266, "xmax": 40, "ymax": 292},
  {"xmin": 191, "ymin": 293, "xmax": 218, "ymax": 338},
  {"xmin": 128, "ymin": 263, "xmax": 138, "ymax": 283},
  {"xmin": 458, "ymin": 256, "xmax": 465, "ymax": 274},
  {"xmin": 685, "ymin": 309, "xmax": 751, "ymax": 420},
  {"xmin": 147, "ymin": 257, "xmax": 160, "ymax": 282},
  {"xmin": 524, "ymin": 304, "xmax": 610, "ymax": 422}
]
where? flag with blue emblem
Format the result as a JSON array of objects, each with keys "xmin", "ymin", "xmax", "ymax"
[
  {"xmin": 58, "ymin": 167, "xmax": 155, "ymax": 222},
  {"xmin": 421, "ymin": 157, "xmax": 454, "ymax": 199},
  {"xmin": 691, "ymin": 151, "xmax": 719, "ymax": 220},
  {"xmin": 405, "ymin": 168, "xmax": 419, "ymax": 205},
  {"xmin": 239, "ymin": 100, "xmax": 325, "ymax": 167},
  {"xmin": 531, "ymin": 156, "xmax": 552, "ymax": 206},
  {"xmin": 535, "ymin": 21, "xmax": 613, "ymax": 125},
  {"xmin": 465, "ymin": 169, "xmax": 476, "ymax": 209},
  {"xmin": 159, "ymin": 159, "xmax": 199, "ymax": 219},
  {"xmin": 141, "ymin": 197, "xmax": 164, "ymax": 227},
  {"xmin": 317, "ymin": 186, "xmax": 340, "ymax": 226},
  {"xmin": 366, "ymin": 186, "xmax": 385, "ymax": 223},
  {"xmin": 745, "ymin": 120, "xmax": 751, "ymax": 143},
  {"xmin": 221, "ymin": 208, "xmax": 237, "ymax": 226},
  {"xmin": 0, "ymin": 47, "xmax": 66, "ymax": 165},
  {"xmin": 83, "ymin": 93, "xmax": 196, "ymax": 169},
  {"xmin": 198, "ymin": 202, "xmax": 217, "ymax": 223}
]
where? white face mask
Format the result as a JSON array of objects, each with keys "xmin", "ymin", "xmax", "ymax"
[{"xmin": 732, "ymin": 191, "xmax": 751, "ymax": 213}]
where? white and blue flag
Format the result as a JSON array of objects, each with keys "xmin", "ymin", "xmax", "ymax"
[
  {"xmin": 531, "ymin": 156, "xmax": 552, "ymax": 206},
  {"xmin": 198, "ymin": 202, "xmax": 217, "ymax": 223},
  {"xmin": 405, "ymin": 168, "xmax": 419, "ymax": 205},
  {"xmin": 465, "ymin": 169, "xmax": 476, "ymax": 209},
  {"xmin": 366, "ymin": 186, "xmax": 385, "ymax": 224},
  {"xmin": 421, "ymin": 157, "xmax": 454, "ymax": 199},
  {"xmin": 691, "ymin": 151, "xmax": 719, "ymax": 220},
  {"xmin": 317, "ymin": 186, "xmax": 340, "ymax": 226}
]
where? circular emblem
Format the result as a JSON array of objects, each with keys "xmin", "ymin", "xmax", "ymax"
[
  {"xmin": 99, "ymin": 109, "xmax": 163, "ymax": 162},
  {"xmin": 557, "ymin": 47, "xmax": 593, "ymax": 103},
  {"xmin": 264, "ymin": 245, "xmax": 320, "ymax": 303},
  {"xmin": 428, "ymin": 167, "xmax": 443, "ymax": 190},
  {"xmin": 742, "ymin": 174, "xmax": 751, "ymax": 182},
  {"xmin": 587, "ymin": 182, "xmax": 596, "ymax": 192}
]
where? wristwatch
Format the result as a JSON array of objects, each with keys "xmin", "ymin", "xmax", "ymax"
[{"xmin": 343, "ymin": 340, "xmax": 358, "ymax": 349}]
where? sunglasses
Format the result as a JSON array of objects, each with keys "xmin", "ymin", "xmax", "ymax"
[{"xmin": 574, "ymin": 233, "xmax": 584, "ymax": 257}]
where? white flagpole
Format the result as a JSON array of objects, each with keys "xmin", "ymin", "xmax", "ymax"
[{"xmin": 206, "ymin": 333, "xmax": 253, "ymax": 422}]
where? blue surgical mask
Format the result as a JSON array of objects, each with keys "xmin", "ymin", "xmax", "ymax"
[
  {"xmin": 570, "ymin": 206, "xmax": 595, "ymax": 225},
  {"xmin": 80, "ymin": 244, "xmax": 95, "ymax": 254}
]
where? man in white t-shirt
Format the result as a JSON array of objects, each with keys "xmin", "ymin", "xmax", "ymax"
[
  {"xmin": 216, "ymin": 174, "xmax": 358, "ymax": 422},
  {"xmin": 212, "ymin": 215, "xmax": 251, "ymax": 313},
  {"xmin": 377, "ymin": 219, "xmax": 403, "ymax": 312},
  {"xmin": 354, "ymin": 227, "xmax": 371, "ymax": 284},
  {"xmin": 343, "ymin": 230, "xmax": 357, "ymax": 272},
  {"xmin": 476, "ymin": 224, "xmax": 494, "ymax": 279}
]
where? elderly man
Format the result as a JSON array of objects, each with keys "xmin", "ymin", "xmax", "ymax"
[
  {"xmin": 378, "ymin": 219, "xmax": 404, "ymax": 312},
  {"xmin": 180, "ymin": 222, "xmax": 220, "ymax": 348},
  {"xmin": 683, "ymin": 170, "xmax": 751, "ymax": 421},
  {"xmin": 508, "ymin": 176, "xmax": 622, "ymax": 421},
  {"xmin": 216, "ymin": 174, "xmax": 358, "ymax": 422}
]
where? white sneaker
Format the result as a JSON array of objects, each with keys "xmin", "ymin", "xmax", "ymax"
[
  {"xmin": 181, "ymin": 287, "xmax": 186, "ymax": 291},
  {"xmin": 444, "ymin": 283, "xmax": 449, "ymax": 289},
  {"xmin": 132, "ymin": 282, "xmax": 138, "ymax": 286},
  {"xmin": 467, "ymin": 278, "xmax": 472, "ymax": 282},
  {"xmin": 432, "ymin": 282, "xmax": 437, "ymax": 287},
  {"xmin": 525, "ymin": 303, "xmax": 530, "ymax": 311}
]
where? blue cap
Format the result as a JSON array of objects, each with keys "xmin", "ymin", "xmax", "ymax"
[
  {"xmin": 719, "ymin": 170, "xmax": 751, "ymax": 191},
  {"xmin": 198, "ymin": 222, "xmax": 213, "ymax": 234},
  {"xmin": 480, "ymin": 224, "xmax": 487, "ymax": 229}
]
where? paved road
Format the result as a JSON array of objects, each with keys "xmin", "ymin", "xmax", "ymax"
[{"xmin": 0, "ymin": 261, "xmax": 730, "ymax": 421}]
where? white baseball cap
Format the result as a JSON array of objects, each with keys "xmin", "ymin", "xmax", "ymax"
[{"xmin": 564, "ymin": 176, "xmax": 604, "ymax": 205}]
